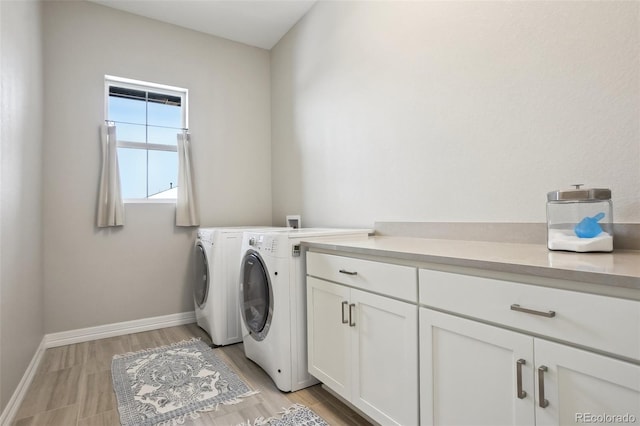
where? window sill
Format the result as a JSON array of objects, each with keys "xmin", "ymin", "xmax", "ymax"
[{"xmin": 124, "ymin": 199, "xmax": 176, "ymax": 204}]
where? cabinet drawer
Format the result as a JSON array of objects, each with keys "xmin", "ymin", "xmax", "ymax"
[
  {"xmin": 419, "ymin": 268, "xmax": 640, "ymax": 361},
  {"xmin": 307, "ymin": 252, "xmax": 417, "ymax": 302}
]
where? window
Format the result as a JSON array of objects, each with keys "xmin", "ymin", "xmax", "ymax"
[{"xmin": 105, "ymin": 75, "xmax": 188, "ymax": 201}]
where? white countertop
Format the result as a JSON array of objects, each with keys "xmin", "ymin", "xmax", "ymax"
[{"xmin": 301, "ymin": 236, "xmax": 640, "ymax": 292}]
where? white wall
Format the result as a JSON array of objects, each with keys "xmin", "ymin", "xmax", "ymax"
[
  {"xmin": 42, "ymin": 1, "xmax": 272, "ymax": 333},
  {"xmin": 271, "ymin": 1, "xmax": 640, "ymax": 228},
  {"xmin": 0, "ymin": 0, "xmax": 44, "ymax": 411}
]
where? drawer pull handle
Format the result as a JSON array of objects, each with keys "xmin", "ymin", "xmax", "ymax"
[
  {"xmin": 341, "ymin": 301, "xmax": 348, "ymax": 324},
  {"xmin": 538, "ymin": 366, "xmax": 549, "ymax": 408},
  {"xmin": 339, "ymin": 269, "xmax": 358, "ymax": 276},
  {"xmin": 510, "ymin": 304, "xmax": 556, "ymax": 318},
  {"xmin": 349, "ymin": 303, "xmax": 356, "ymax": 327},
  {"xmin": 516, "ymin": 359, "xmax": 527, "ymax": 399}
]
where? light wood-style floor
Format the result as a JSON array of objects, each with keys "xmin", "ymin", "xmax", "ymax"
[{"xmin": 12, "ymin": 324, "xmax": 371, "ymax": 426}]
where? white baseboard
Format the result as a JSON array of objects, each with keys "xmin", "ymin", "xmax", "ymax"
[
  {"xmin": 0, "ymin": 311, "xmax": 196, "ymax": 424},
  {"xmin": 0, "ymin": 338, "xmax": 46, "ymax": 426},
  {"xmin": 44, "ymin": 311, "xmax": 196, "ymax": 348}
]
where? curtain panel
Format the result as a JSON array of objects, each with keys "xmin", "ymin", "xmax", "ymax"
[
  {"xmin": 97, "ymin": 124, "xmax": 124, "ymax": 227},
  {"xmin": 176, "ymin": 132, "xmax": 200, "ymax": 226}
]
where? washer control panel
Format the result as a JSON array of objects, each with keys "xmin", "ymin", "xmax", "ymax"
[{"xmin": 248, "ymin": 234, "xmax": 275, "ymax": 249}]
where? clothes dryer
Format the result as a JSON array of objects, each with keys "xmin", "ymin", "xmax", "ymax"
[
  {"xmin": 193, "ymin": 226, "xmax": 287, "ymax": 346},
  {"xmin": 239, "ymin": 228, "xmax": 370, "ymax": 391}
]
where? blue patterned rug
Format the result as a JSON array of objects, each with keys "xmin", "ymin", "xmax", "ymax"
[
  {"xmin": 112, "ymin": 338, "xmax": 258, "ymax": 426},
  {"xmin": 238, "ymin": 404, "xmax": 329, "ymax": 426}
]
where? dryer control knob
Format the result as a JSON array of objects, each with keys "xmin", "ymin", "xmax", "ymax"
[{"xmin": 249, "ymin": 237, "xmax": 256, "ymax": 246}]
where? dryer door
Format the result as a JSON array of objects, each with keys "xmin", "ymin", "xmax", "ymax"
[
  {"xmin": 194, "ymin": 241, "xmax": 209, "ymax": 308},
  {"xmin": 240, "ymin": 251, "xmax": 273, "ymax": 341}
]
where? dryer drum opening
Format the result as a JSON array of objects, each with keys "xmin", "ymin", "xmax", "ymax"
[
  {"xmin": 240, "ymin": 251, "xmax": 273, "ymax": 342},
  {"xmin": 193, "ymin": 243, "xmax": 209, "ymax": 308}
]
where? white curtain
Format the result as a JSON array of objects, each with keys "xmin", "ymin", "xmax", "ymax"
[
  {"xmin": 176, "ymin": 132, "xmax": 200, "ymax": 226},
  {"xmin": 97, "ymin": 125, "xmax": 124, "ymax": 227}
]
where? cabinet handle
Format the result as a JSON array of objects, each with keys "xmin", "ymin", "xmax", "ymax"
[
  {"xmin": 349, "ymin": 303, "xmax": 356, "ymax": 327},
  {"xmin": 538, "ymin": 366, "xmax": 549, "ymax": 408},
  {"xmin": 516, "ymin": 359, "xmax": 527, "ymax": 399},
  {"xmin": 341, "ymin": 301, "xmax": 348, "ymax": 324},
  {"xmin": 339, "ymin": 269, "xmax": 358, "ymax": 276},
  {"xmin": 510, "ymin": 304, "xmax": 556, "ymax": 318}
]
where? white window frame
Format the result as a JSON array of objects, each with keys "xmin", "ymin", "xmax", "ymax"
[{"xmin": 104, "ymin": 75, "xmax": 189, "ymax": 203}]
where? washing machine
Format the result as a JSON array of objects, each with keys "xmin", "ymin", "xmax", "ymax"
[
  {"xmin": 239, "ymin": 228, "xmax": 371, "ymax": 392},
  {"xmin": 193, "ymin": 226, "xmax": 288, "ymax": 346}
]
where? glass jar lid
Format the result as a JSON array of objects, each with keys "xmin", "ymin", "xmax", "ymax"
[{"xmin": 547, "ymin": 184, "xmax": 611, "ymax": 202}]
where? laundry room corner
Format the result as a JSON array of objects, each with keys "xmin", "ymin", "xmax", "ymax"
[{"xmin": 40, "ymin": 0, "xmax": 273, "ymax": 334}]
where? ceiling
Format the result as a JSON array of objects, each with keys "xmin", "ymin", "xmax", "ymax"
[{"xmin": 88, "ymin": 0, "xmax": 317, "ymax": 50}]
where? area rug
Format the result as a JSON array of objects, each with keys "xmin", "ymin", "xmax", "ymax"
[
  {"xmin": 238, "ymin": 404, "xmax": 329, "ymax": 426},
  {"xmin": 112, "ymin": 338, "xmax": 258, "ymax": 426}
]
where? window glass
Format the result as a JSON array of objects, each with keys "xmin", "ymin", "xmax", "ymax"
[
  {"xmin": 117, "ymin": 147, "xmax": 147, "ymax": 199},
  {"xmin": 108, "ymin": 93, "xmax": 146, "ymax": 125},
  {"xmin": 106, "ymin": 76, "xmax": 187, "ymax": 201},
  {"xmin": 115, "ymin": 122, "xmax": 146, "ymax": 144},
  {"xmin": 148, "ymin": 125, "xmax": 179, "ymax": 146},
  {"xmin": 148, "ymin": 101, "xmax": 181, "ymax": 127},
  {"xmin": 148, "ymin": 150, "xmax": 178, "ymax": 198}
]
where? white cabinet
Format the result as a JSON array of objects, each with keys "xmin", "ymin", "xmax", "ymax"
[
  {"xmin": 420, "ymin": 307, "xmax": 640, "ymax": 426},
  {"xmin": 350, "ymin": 286, "xmax": 418, "ymax": 425},
  {"xmin": 535, "ymin": 339, "xmax": 640, "ymax": 426},
  {"xmin": 420, "ymin": 308, "xmax": 535, "ymax": 426},
  {"xmin": 419, "ymin": 270, "xmax": 640, "ymax": 425},
  {"xmin": 306, "ymin": 253, "xmax": 419, "ymax": 426},
  {"xmin": 419, "ymin": 269, "xmax": 640, "ymax": 360},
  {"xmin": 305, "ymin": 249, "xmax": 640, "ymax": 426},
  {"xmin": 307, "ymin": 277, "xmax": 351, "ymax": 399}
]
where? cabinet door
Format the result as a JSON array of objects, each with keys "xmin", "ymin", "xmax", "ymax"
[
  {"xmin": 534, "ymin": 339, "xmax": 640, "ymax": 426},
  {"xmin": 351, "ymin": 289, "xmax": 419, "ymax": 426},
  {"xmin": 420, "ymin": 309, "xmax": 535, "ymax": 426},
  {"xmin": 307, "ymin": 277, "xmax": 351, "ymax": 400}
]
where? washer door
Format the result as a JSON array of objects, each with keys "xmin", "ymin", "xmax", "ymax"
[
  {"xmin": 194, "ymin": 241, "xmax": 209, "ymax": 308},
  {"xmin": 240, "ymin": 250, "xmax": 273, "ymax": 341}
]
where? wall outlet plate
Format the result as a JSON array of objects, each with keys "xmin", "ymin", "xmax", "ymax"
[{"xmin": 286, "ymin": 215, "xmax": 301, "ymax": 229}]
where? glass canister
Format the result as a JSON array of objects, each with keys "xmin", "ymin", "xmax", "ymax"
[{"xmin": 546, "ymin": 185, "xmax": 613, "ymax": 252}]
